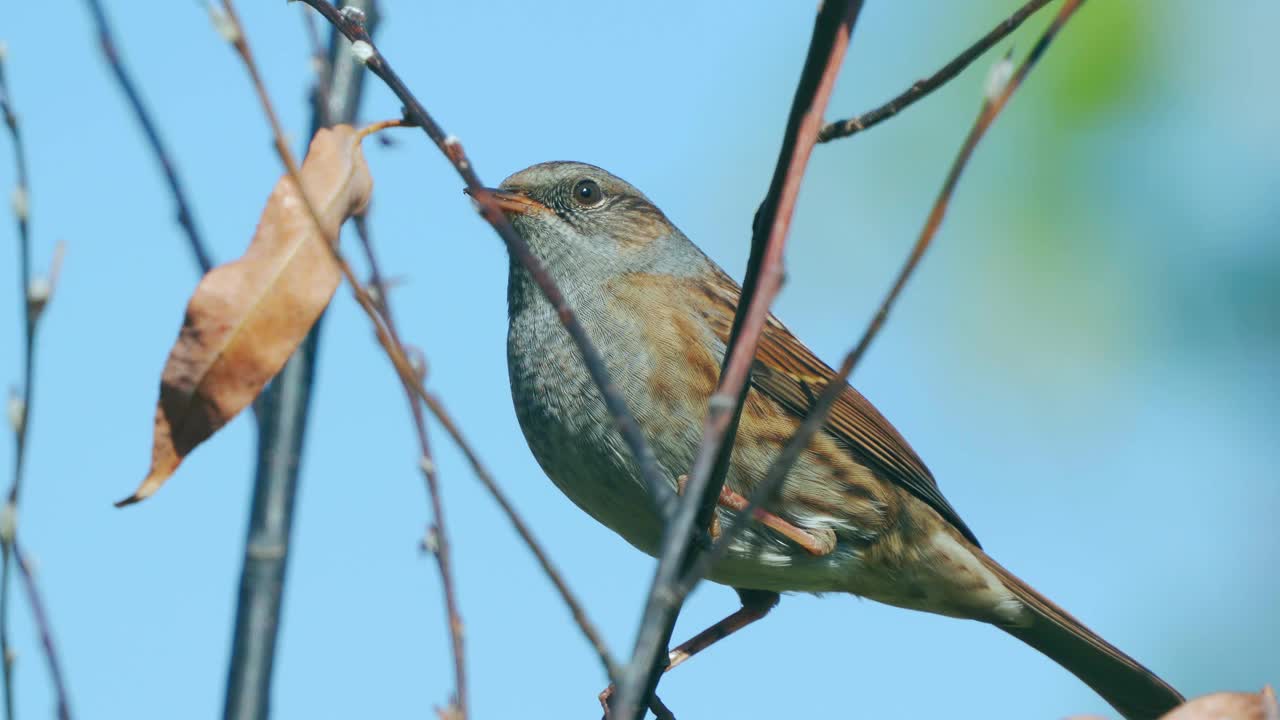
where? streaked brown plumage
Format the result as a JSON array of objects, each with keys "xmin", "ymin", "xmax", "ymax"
[{"xmin": 487, "ymin": 161, "xmax": 1184, "ymax": 719}]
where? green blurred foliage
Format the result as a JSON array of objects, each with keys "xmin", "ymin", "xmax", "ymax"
[{"xmin": 1044, "ymin": 0, "xmax": 1155, "ymax": 128}]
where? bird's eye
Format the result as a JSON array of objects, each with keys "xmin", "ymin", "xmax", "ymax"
[{"xmin": 572, "ymin": 178, "xmax": 603, "ymax": 207}]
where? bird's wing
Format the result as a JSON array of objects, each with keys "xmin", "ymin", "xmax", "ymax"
[{"xmin": 700, "ymin": 267, "xmax": 980, "ymax": 546}]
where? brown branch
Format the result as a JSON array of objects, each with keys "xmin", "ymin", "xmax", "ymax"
[
  {"xmin": 223, "ymin": 3, "xmax": 379, "ymax": 718},
  {"xmin": 81, "ymin": 0, "xmax": 214, "ymax": 273},
  {"xmin": 293, "ymin": 0, "xmax": 677, "ymax": 520},
  {"xmin": 610, "ymin": 3, "xmax": 865, "ymax": 718},
  {"xmin": 214, "ymin": 3, "xmax": 626, "ymax": 712},
  {"xmin": 0, "ymin": 50, "xmax": 71, "ymax": 720},
  {"xmin": 291, "ymin": 1, "xmax": 624, "ymax": 686},
  {"xmin": 818, "ymin": 0, "xmax": 1054, "ymax": 142},
  {"xmin": 353, "ymin": 192, "xmax": 621, "ymax": 683},
  {"xmin": 684, "ymin": 0, "xmax": 1089, "ymax": 587},
  {"xmin": 213, "ymin": 1, "xmax": 473, "ymax": 715}
]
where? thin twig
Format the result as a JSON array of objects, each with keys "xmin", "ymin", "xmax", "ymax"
[
  {"xmin": 420, "ymin": 393, "xmax": 622, "ymax": 680},
  {"xmin": 1, "ymin": 50, "xmax": 71, "ymax": 720},
  {"xmin": 81, "ymin": 0, "xmax": 214, "ymax": 273},
  {"xmin": 355, "ymin": 263, "xmax": 630, "ymax": 711},
  {"xmin": 817, "ymin": 0, "xmax": 1054, "ymax": 142},
  {"xmin": 683, "ymin": 0, "xmax": 1088, "ymax": 588},
  {"xmin": 222, "ymin": 0, "xmax": 379, "ymax": 710},
  {"xmin": 294, "ymin": 0, "xmax": 677, "ymax": 520},
  {"xmin": 0, "ymin": 43, "xmax": 30, "ymax": 720},
  {"xmin": 11, "ymin": 543, "xmax": 69, "ymax": 720},
  {"xmin": 0, "ymin": 48, "xmax": 34, "ymax": 511},
  {"xmin": 294, "ymin": 2, "xmax": 624, "ymax": 686},
  {"xmin": 354, "ymin": 225, "xmax": 621, "ymax": 681},
  {"xmin": 611, "ymin": 3, "xmax": 865, "ymax": 718},
  {"xmin": 211, "ymin": 2, "xmax": 475, "ymax": 714}
]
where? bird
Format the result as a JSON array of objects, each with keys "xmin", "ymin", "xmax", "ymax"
[{"xmin": 475, "ymin": 160, "xmax": 1184, "ymax": 719}]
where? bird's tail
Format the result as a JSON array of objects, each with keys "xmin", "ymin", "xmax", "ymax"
[{"xmin": 976, "ymin": 550, "xmax": 1184, "ymax": 720}]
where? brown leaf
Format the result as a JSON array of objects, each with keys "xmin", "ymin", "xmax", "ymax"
[
  {"xmin": 1156, "ymin": 687, "xmax": 1280, "ymax": 720},
  {"xmin": 118, "ymin": 124, "xmax": 373, "ymax": 507}
]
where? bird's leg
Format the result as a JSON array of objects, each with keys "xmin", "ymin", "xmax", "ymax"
[
  {"xmin": 600, "ymin": 480, "xmax": 831, "ymax": 716},
  {"xmin": 666, "ymin": 589, "xmax": 779, "ymax": 672},
  {"xmin": 676, "ymin": 474, "xmax": 836, "ymax": 557},
  {"xmin": 598, "ymin": 590, "xmax": 780, "ymax": 719}
]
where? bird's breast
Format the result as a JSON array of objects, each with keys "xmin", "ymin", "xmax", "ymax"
[
  {"xmin": 506, "ymin": 282, "xmax": 669, "ymax": 555},
  {"xmin": 504, "ymin": 270, "xmax": 935, "ymax": 597}
]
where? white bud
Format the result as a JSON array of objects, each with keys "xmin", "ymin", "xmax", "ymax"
[
  {"xmin": 350, "ymin": 40, "xmax": 374, "ymax": 65},
  {"xmin": 6, "ymin": 392, "xmax": 23, "ymax": 434},
  {"xmin": 406, "ymin": 345, "xmax": 427, "ymax": 381},
  {"xmin": 442, "ymin": 136, "xmax": 469, "ymax": 170},
  {"xmin": 208, "ymin": 5, "xmax": 241, "ymax": 44},
  {"xmin": 26, "ymin": 275, "xmax": 50, "ymax": 324},
  {"xmin": 0, "ymin": 502, "xmax": 15, "ymax": 544},
  {"xmin": 985, "ymin": 53, "xmax": 1015, "ymax": 101},
  {"xmin": 421, "ymin": 526, "xmax": 439, "ymax": 554},
  {"xmin": 27, "ymin": 275, "xmax": 50, "ymax": 307},
  {"xmin": 11, "ymin": 186, "xmax": 27, "ymax": 221},
  {"xmin": 418, "ymin": 455, "xmax": 435, "ymax": 476}
]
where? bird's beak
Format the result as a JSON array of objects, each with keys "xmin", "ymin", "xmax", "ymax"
[{"xmin": 464, "ymin": 187, "xmax": 549, "ymax": 216}]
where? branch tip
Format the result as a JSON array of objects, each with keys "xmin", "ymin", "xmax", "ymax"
[
  {"xmin": 206, "ymin": 4, "xmax": 241, "ymax": 44},
  {"xmin": 984, "ymin": 52, "xmax": 1015, "ymax": 101}
]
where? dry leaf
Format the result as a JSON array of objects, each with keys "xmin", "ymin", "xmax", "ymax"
[
  {"xmin": 1156, "ymin": 687, "xmax": 1280, "ymax": 720},
  {"xmin": 118, "ymin": 125, "xmax": 373, "ymax": 506}
]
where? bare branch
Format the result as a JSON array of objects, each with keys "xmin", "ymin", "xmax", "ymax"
[
  {"xmin": 224, "ymin": 1, "xmax": 379, "ymax": 717},
  {"xmin": 0, "ymin": 47, "xmax": 36, "ymax": 510},
  {"xmin": 612, "ymin": 3, "xmax": 866, "ymax": 718},
  {"xmin": 293, "ymin": 0, "xmax": 625, "ymax": 686},
  {"xmin": 818, "ymin": 0, "xmax": 1054, "ymax": 142},
  {"xmin": 214, "ymin": 0, "xmax": 479, "ymax": 700},
  {"xmin": 0, "ymin": 49, "xmax": 72, "ymax": 720},
  {"xmin": 293, "ymin": 0, "xmax": 677, "ymax": 520},
  {"xmin": 685, "ymin": 0, "xmax": 1089, "ymax": 588},
  {"xmin": 12, "ymin": 543, "xmax": 70, "ymax": 720},
  {"xmin": 358, "ymin": 219, "xmax": 622, "ymax": 679},
  {"xmin": 80, "ymin": 0, "xmax": 214, "ymax": 273}
]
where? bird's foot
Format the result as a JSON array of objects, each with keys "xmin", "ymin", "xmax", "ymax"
[
  {"xmin": 713, "ymin": 483, "xmax": 836, "ymax": 556},
  {"xmin": 675, "ymin": 475, "xmax": 834, "ymax": 555}
]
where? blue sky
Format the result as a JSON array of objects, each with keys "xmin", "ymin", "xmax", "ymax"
[{"xmin": 1, "ymin": 2, "xmax": 1277, "ymax": 718}]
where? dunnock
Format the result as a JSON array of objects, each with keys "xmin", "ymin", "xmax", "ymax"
[{"xmin": 481, "ymin": 161, "xmax": 1183, "ymax": 719}]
